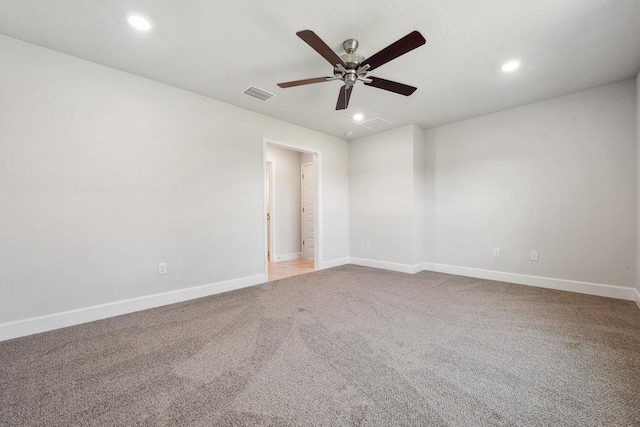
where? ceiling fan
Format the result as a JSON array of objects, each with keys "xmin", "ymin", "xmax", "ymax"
[{"xmin": 278, "ymin": 30, "xmax": 426, "ymax": 110}]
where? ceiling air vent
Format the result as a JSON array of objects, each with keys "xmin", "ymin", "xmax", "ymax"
[
  {"xmin": 243, "ymin": 86, "xmax": 275, "ymax": 102},
  {"xmin": 358, "ymin": 117, "xmax": 391, "ymax": 130}
]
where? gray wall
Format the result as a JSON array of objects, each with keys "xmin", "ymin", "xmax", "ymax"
[
  {"xmin": 425, "ymin": 80, "xmax": 636, "ymax": 287},
  {"xmin": 424, "ymin": 129, "xmax": 436, "ymax": 263},
  {"xmin": 349, "ymin": 125, "xmax": 424, "ymax": 267},
  {"xmin": 412, "ymin": 126, "xmax": 426, "ymax": 265},
  {"xmin": 348, "ymin": 79, "xmax": 636, "ymax": 290},
  {"xmin": 0, "ymin": 35, "xmax": 349, "ymax": 324}
]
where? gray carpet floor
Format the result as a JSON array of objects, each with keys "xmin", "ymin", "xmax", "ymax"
[{"xmin": 1, "ymin": 265, "xmax": 640, "ymax": 426}]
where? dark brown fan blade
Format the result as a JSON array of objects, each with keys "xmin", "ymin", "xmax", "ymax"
[
  {"xmin": 297, "ymin": 30, "xmax": 346, "ymax": 68},
  {"xmin": 361, "ymin": 31, "xmax": 426, "ymax": 71},
  {"xmin": 364, "ymin": 77, "xmax": 417, "ymax": 96},
  {"xmin": 278, "ymin": 77, "xmax": 333, "ymax": 88},
  {"xmin": 336, "ymin": 85, "xmax": 353, "ymax": 110}
]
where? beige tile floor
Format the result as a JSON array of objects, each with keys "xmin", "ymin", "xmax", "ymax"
[{"xmin": 268, "ymin": 258, "xmax": 314, "ymax": 281}]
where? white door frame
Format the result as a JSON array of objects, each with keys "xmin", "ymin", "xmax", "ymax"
[
  {"xmin": 300, "ymin": 162, "xmax": 315, "ymax": 260},
  {"xmin": 265, "ymin": 161, "xmax": 274, "ymax": 263},
  {"xmin": 263, "ymin": 138, "xmax": 322, "ymax": 276}
]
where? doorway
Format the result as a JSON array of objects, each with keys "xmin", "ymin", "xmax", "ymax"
[{"xmin": 264, "ymin": 139, "xmax": 320, "ymax": 281}]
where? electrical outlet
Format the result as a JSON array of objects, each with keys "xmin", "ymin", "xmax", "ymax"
[
  {"xmin": 158, "ymin": 263, "xmax": 167, "ymax": 275},
  {"xmin": 493, "ymin": 248, "xmax": 500, "ymax": 258},
  {"xmin": 366, "ymin": 241, "xmax": 371, "ymax": 249},
  {"xmin": 531, "ymin": 251, "xmax": 538, "ymax": 261}
]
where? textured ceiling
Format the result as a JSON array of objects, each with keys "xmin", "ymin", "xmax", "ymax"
[{"xmin": 1, "ymin": 0, "xmax": 639, "ymax": 139}]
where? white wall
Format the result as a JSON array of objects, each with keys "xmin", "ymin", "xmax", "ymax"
[
  {"xmin": 349, "ymin": 125, "xmax": 424, "ymax": 270},
  {"xmin": 0, "ymin": 35, "xmax": 349, "ymax": 326},
  {"xmin": 266, "ymin": 145, "xmax": 301, "ymax": 260},
  {"xmin": 425, "ymin": 80, "xmax": 637, "ymax": 288}
]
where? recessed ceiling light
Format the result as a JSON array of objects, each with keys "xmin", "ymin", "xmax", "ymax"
[
  {"xmin": 353, "ymin": 113, "xmax": 364, "ymax": 122},
  {"xmin": 501, "ymin": 59, "xmax": 520, "ymax": 73},
  {"xmin": 345, "ymin": 131, "xmax": 354, "ymax": 137},
  {"xmin": 128, "ymin": 15, "xmax": 152, "ymax": 32}
]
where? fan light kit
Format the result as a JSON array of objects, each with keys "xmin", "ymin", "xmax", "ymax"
[
  {"xmin": 278, "ymin": 30, "xmax": 426, "ymax": 110},
  {"xmin": 501, "ymin": 59, "xmax": 520, "ymax": 73},
  {"xmin": 128, "ymin": 15, "xmax": 151, "ymax": 31}
]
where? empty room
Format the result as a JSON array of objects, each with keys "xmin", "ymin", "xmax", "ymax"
[{"xmin": 1, "ymin": 1, "xmax": 640, "ymax": 425}]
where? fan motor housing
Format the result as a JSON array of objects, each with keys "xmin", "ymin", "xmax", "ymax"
[
  {"xmin": 334, "ymin": 39, "xmax": 369, "ymax": 86},
  {"xmin": 340, "ymin": 39, "xmax": 364, "ymax": 70},
  {"xmin": 340, "ymin": 53, "xmax": 365, "ymax": 70}
]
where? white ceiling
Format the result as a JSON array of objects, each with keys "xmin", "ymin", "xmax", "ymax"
[{"xmin": 1, "ymin": 0, "xmax": 639, "ymax": 139}]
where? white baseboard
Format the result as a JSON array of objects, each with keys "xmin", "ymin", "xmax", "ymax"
[
  {"xmin": 350, "ymin": 257, "xmax": 424, "ymax": 274},
  {"xmin": 423, "ymin": 262, "xmax": 635, "ymax": 301},
  {"xmin": 272, "ymin": 252, "xmax": 301, "ymax": 262},
  {"xmin": 320, "ymin": 257, "xmax": 351, "ymax": 269},
  {"xmin": 0, "ymin": 273, "xmax": 267, "ymax": 342},
  {"xmin": 4, "ymin": 262, "xmax": 635, "ymax": 342}
]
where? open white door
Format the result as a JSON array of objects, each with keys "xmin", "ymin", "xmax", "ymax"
[{"xmin": 301, "ymin": 162, "xmax": 315, "ymax": 260}]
